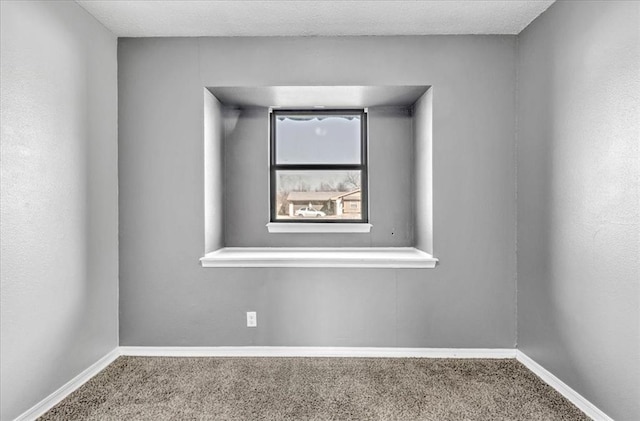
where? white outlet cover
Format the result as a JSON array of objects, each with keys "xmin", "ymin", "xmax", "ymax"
[{"xmin": 247, "ymin": 311, "xmax": 257, "ymax": 327}]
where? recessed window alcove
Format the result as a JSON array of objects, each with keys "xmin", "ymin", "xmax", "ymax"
[{"xmin": 201, "ymin": 86, "xmax": 437, "ymax": 268}]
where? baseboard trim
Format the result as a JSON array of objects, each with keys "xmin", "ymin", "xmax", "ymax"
[
  {"xmin": 14, "ymin": 348, "xmax": 120, "ymax": 421},
  {"xmin": 516, "ymin": 350, "xmax": 612, "ymax": 421},
  {"xmin": 14, "ymin": 347, "xmax": 612, "ymax": 421},
  {"xmin": 119, "ymin": 346, "xmax": 517, "ymax": 359}
]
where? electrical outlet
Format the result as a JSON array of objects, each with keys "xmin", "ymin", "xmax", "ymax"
[{"xmin": 246, "ymin": 311, "xmax": 257, "ymax": 327}]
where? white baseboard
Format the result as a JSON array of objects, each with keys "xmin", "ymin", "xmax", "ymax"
[
  {"xmin": 119, "ymin": 346, "xmax": 516, "ymax": 359},
  {"xmin": 15, "ymin": 347, "xmax": 612, "ymax": 421},
  {"xmin": 516, "ymin": 350, "xmax": 612, "ymax": 421},
  {"xmin": 14, "ymin": 348, "xmax": 121, "ymax": 421}
]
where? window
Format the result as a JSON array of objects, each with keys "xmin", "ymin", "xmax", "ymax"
[{"xmin": 270, "ymin": 109, "xmax": 368, "ymax": 223}]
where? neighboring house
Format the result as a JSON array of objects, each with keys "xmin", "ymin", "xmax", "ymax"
[
  {"xmin": 331, "ymin": 189, "xmax": 361, "ymax": 216},
  {"xmin": 282, "ymin": 189, "xmax": 361, "ymax": 217}
]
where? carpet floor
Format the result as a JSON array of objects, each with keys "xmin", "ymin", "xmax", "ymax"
[{"xmin": 39, "ymin": 356, "xmax": 588, "ymax": 420}]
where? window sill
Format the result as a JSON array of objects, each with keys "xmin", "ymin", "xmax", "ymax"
[
  {"xmin": 266, "ymin": 222, "xmax": 372, "ymax": 234},
  {"xmin": 200, "ymin": 247, "xmax": 438, "ymax": 268}
]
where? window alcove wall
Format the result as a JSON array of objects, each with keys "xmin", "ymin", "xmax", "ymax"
[{"xmin": 202, "ymin": 86, "xmax": 435, "ymax": 267}]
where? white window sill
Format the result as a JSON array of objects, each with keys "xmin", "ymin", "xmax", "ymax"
[
  {"xmin": 266, "ymin": 223, "xmax": 372, "ymax": 234},
  {"xmin": 200, "ymin": 247, "xmax": 438, "ymax": 268}
]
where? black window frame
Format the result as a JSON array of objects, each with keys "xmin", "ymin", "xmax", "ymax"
[{"xmin": 269, "ymin": 108, "xmax": 369, "ymax": 224}]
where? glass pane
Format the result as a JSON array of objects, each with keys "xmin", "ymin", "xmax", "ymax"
[
  {"xmin": 275, "ymin": 170, "xmax": 362, "ymax": 220},
  {"xmin": 275, "ymin": 114, "xmax": 361, "ymax": 164}
]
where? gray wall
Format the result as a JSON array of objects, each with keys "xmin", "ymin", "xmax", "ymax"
[
  {"xmin": 204, "ymin": 89, "xmax": 225, "ymax": 253},
  {"xmin": 118, "ymin": 36, "xmax": 517, "ymax": 348},
  {"xmin": 414, "ymin": 89, "xmax": 434, "ymax": 254},
  {"xmin": 517, "ymin": 1, "xmax": 639, "ymax": 419},
  {"xmin": 0, "ymin": 2, "xmax": 119, "ymax": 420},
  {"xmin": 223, "ymin": 106, "xmax": 414, "ymax": 247}
]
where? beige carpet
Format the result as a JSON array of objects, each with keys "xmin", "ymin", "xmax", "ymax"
[{"xmin": 39, "ymin": 356, "xmax": 588, "ymax": 420}]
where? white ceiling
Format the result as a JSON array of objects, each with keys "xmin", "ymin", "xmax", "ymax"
[
  {"xmin": 208, "ymin": 86, "xmax": 430, "ymax": 108},
  {"xmin": 76, "ymin": 0, "xmax": 555, "ymax": 38}
]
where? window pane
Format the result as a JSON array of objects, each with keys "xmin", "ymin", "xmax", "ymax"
[
  {"xmin": 275, "ymin": 114, "xmax": 361, "ymax": 164},
  {"xmin": 275, "ymin": 170, "xmax": 362, "ymax": 220}
]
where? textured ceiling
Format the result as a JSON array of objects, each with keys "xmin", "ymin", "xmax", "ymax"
[{"xmin": 76, "ymin": 0, "xmax": 555, "ymax": 37}]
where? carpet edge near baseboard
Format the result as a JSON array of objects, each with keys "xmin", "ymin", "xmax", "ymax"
[{"xmin": 13, "ymin": 347, "xmax": 612, "ymax": 421}]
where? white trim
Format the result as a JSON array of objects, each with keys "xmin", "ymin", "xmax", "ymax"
[
  {"xmin": 14, "ymin": 348, "xmax": 120, "ymax": 421},
  {"xmin": 516, "ymin": 351, "xmax": 613, "ymax": 421},
  {"xmin": 119, "ymin": 346, "xmax": 514, "ymax": 359},
  {"xmin": 200, "ymin": 247, "xmax": 438, "ymax": 268},
  {"xmin": 16, "ymin": 347, "xmax": 613, "ymax": 421},
  {"xmin": 266, "ymin": 222, "xmax": 373, "ymax": 233}
]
